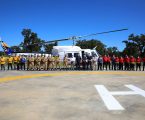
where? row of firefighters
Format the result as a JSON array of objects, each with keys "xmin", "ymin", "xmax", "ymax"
[{"xmin": 0, "ymin": 54, "xmax": 145, "ymax": 71}]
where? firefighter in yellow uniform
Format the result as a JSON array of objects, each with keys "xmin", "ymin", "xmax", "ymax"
[
  {"xmin": 41, "ymin": 55, "xmax": 48, "ymax": 70},
  {"xmin": 51, "ymin": 56, "xmax": 55, "ymax": 70},
  {"xmin": 13, "ymin": 55, "xmax": 18, "ymax": 70},
  {"xmin": 7, "ymin": 56, "xmax": 13, "ymax": 70},
  {"xmin": 63, "ymin": 55, "xmax": 68, "ymax": 70},
  {"xmin": 47, "ymin": 55, "xmax": 51, "ymax": 70},
  {"xmin": 0, "ymin": 56, "xmax": 6, "ymax": 70},
  {"xmin": 26, "ymin": 55, "xmax": 30, "ymax": 70},
  {"xmin": 29, "ymin": 55, "xmax": 35, "ymax": 70},
  {"xmin": 36, "ymin": 55, "xmax": 41, "ymax": 70},
  {"xmin": 17, "ymin": 55, "xmax": 21, "ymax": 70},
  {"xmin": 55, "ymin": 55, "xmax": 61, "ymax": 70}
]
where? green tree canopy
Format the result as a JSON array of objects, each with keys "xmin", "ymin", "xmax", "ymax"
[
  {"xmin": 76, "ymin": 39, "xmax": 107, "ymax": 55},
  {"xmin": 123, "ymin": 34, "xmax": 145, "ymax": 57},
  {"xmin": 10, "ymin": 46, "xmax": 21, "ymax": 52},
  {"xmin": 21, "ymin": 29, "xmax": 43, "ymax": 52}
]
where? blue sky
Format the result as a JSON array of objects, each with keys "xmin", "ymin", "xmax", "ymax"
[{"xmin": 0, "ymin": 0, "xmax": 145, "ymax": 51}]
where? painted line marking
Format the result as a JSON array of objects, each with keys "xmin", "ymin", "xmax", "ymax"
[
  {"xmin": 0, "ymin": 71, "xmax": 145, "ymax": 83},
  {"xmin": 95, "ymin": 84, "xmax": 145, "ymax": 110},
  {"xmin": 95, "ymin": 85, "xmax": 124, "ymax": 110}
]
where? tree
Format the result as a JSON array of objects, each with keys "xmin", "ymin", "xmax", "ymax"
[
  {"xmin": 123, "ymin": 34, "xmax": 145, "ymax": 57},
  {"xmin": 44, "ymin": 42, "xmax": 57, "ymax": 53},
  {"xmin": 107, "ymin": 47, "xmax": 120, "ymax": 56},
  {"xmin": 76, "ymin": 39, "xmax": 106, "ymax": 55},
  {"xmin": 0, "ymin": 51, "xmax": 4, "ymax": 56},
  {"xmin": 10, "ymin": 46, "xmax": 21, "ymax": 52},
  {"xmin": 21, "ymin": 29, "xmax": 43, "ymax": 52}
]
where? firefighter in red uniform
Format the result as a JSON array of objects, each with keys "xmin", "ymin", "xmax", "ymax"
[
  {"xmin": 103, "ymin": 55, "xmax": 108, "ymax": 70},
  {"xmin": 107, "ymin": 55, "xmax": 111, "ymax": 70},
  {"xmin": 130, "ymin": 56, "xmax": 136, "ymax": 71},
  {"xmin": 119, "ymin": 56, "xmax": 124, "ymax": 70},
  {"xmin": 136, "ymin": 56, "xmax": 141, "ymax": 71},
  {"xmin": 124, "ymin": 55, "xmax": 130, "ymax": 70},
  {"xmin": 115, "ymin": 56, "xmax": 119, "ymax": 70},
  {"xmin": 142, "ymin": 56, "xmax": 145, "ymax": 71}
]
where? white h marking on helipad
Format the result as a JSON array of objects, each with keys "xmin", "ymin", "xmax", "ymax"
[{"xmin": 95, "ymin": 85, "xmax": 145, "ymax": 110}]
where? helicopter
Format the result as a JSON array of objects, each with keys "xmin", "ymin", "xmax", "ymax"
[{"xmin": 0, "ymin": 28, "xmax": 128, "ymax": 55}]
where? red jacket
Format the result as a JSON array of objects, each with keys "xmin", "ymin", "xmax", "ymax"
[
  {"xmin": 115, "ymin": 57, "xmax": 119, "ymax": 63},
  {"xmin": 130, "ymin": 57, "xmax": 136, "ymax": 63},
  {"xmin": 124, "ymin": 57, "xmax": 130, "ymax": 63},
  {"xmin": 119, "ymin": 58, "xmax": 124, "ymax": 63},
  {"xmin": 136, "ymin": 58, "xmax": 141, "ymax": 63},
  {"xmin": 107, "ymin": 56, "xmax": 111, "ymax": 62},
  {"xmin": 103, "ymin": 56, "xmax": 108, "ymax": 62},
  {"xmin": 142, "ymin": 57, "xmax": 145, "ymax": 62}
]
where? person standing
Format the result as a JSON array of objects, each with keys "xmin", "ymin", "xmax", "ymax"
[
  {"xmin": 136, "ymin": 56, "xmax": 141, "ymax": 71},
  {"xmin": 55, "ymin": 55, "xmax": 61, "ymax": 70},
  {"xmin": 20, "ymin": 55, "xmax": 26, "ymax": 70},
  {"xmin": 29, "ymin": 55, "xmax": 35, "ymax": 70},
  {"xmin": 17, "ymin": 55, "xmax": 21, "ymax": 70},
  {"xmin": 87, "ymin": 53, "xmax": 93, "ymax": 70},
  {"xmin": 0, "ymin": 56, "xmax": 6, "ymax": 70},
  {"xmin": 119, "ymin": 56, "xmax": 124, "ymax": 70},
  {"xmin": 107, "ymin": 55, "xmax": 111, "ymax": 70},
  {"xmin": 75, "ymin": 54, "xmax": 81, "ymax": 70},
  {"xmin": 111, "ymin": 55, "xmax": 116, "ymax": 70},
  {"xmin": 124, "ymin": 55, "xmax": 130, "ymax": 70},
  {"xmin": 114, "ymin": 56, "xmax": 119, "ymax": 70},
  {"xmin": 97, "ymin": 55, "xmax": 103, "ymax": 70},
  {"xmin": 13, "ymin": 55, "xmax": 18, "ymax": 70},
  {"xmin": 7, "ymin": 56, "xmax": 13, "ymax": 70},
  {"xmin": 63, "ymin": 55, "xmax": 68, "ymax": 70},
  {"xmin": 103, "ymin": 55, "xmax": 108, "ymax": 70},
  {"xmin": 92, "ymin": 55, "xmax": 98, "ymax": 71},
  {"xmin": 43, "ymin": 55, "xmax": 48, "ymax": 71},
  {"xmin": 82, "ymin": 54, "xmax": 87, "ymax": 70},
  {"xmin": 36, "ymin": 55, "xmax": 41, "ymax": 71},
  {"xmin": 70, "ymin": 55, "xmax": 76, "ymax": 70},
  {"xmin": 130, "ymin": 56, "xmax": 136, "ymax": 71},
  {"xmin": 142, "ymin": 56, "xmax": 145, "ymax": 71}
]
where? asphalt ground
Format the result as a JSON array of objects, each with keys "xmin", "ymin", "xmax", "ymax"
[{"xmin": 0, "ymin": 71, "xmax": 145, "ymax": 120}]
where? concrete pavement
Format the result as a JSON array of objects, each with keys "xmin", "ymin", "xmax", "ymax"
[{"xmin": 0, "ymin": 71, "xmax": 145, "ymax": 120}]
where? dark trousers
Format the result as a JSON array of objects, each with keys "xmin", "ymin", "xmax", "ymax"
[
  {"xmin": 143, "ymin": 62, "xmax": 145, "ymax": 71},
  {"xmin": 107, "ymin": 62, "xmax": 111, "ymax": 70},
  {"xmin": 114, "ymin": 63, "xmax": 119, "ymax": 70},
  {"xmin": 17, "ymin": 63, "xmax": 20, "ymax": 70},
  {"xmin": 98, "ymin": 63, "xmax": 103, "ymax": 70},
  {"xmin": 119, "ymin": 63, "xmax": 124, "ymax": 70},
  {"xmin": 130, "ymin": 63, "xmax": 135, "ymax": 71},
  {"xmin": 82, "ymin": 61, "xmax": 87, "ymax": 70},
  {"xmin": 1, "ymin": 64, "xmax": 5, "ymax": 70},
  {"xmin": 125, "ymin": 62, "xmax": 129, "ymax": 70},
  {"xmin": 76, "ymin": 62, "xmax": 81, "ymax": 70},
  {"xmin": 21, "ymin": 63, "xmax": 26, "ymax": 70},
  {"xmin": 136, "ymin": 63, "xmax": 141, "ymax": 71},
  {"xmin": 112, "ymin": 62, "xmax": 115, "ymax": 70},
  {"xmin": 87, "ymin": 61, "xmax": 92, "ymax": 70},
  {"xmin": 8, "ymin": 63, "xmax": 13, "ymax": 70},
  {"xmin": 103, "ymin": 62, "xmax": 108, "ymax": 70}
]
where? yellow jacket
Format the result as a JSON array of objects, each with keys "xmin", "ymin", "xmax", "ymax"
[
  {"xmin": 0, "ymin": 57, "xmax": 6, "ymax": 64},
  {"xmin": 13, "ymin": 57, "xmax": 18, "ymax": 63},
  {"xmin": 8, "ymin": 57, "xmax": 13, "ymax": 63}
]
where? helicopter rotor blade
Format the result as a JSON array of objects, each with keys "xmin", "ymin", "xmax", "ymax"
[{"xmin": 78, "ymin": 28, "xmax": 128, "ymax": 38}]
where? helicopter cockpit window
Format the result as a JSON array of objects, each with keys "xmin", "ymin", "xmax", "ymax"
[
  {"xmin": 67, "ymin": 53, "xmax": 72, "ymax": 58},
  {"xmin": 74, "ymin": 53, "xmax": 79, "ymax": 57},
  {"xmin": 91, "ymin": 51, "xmax": 97, "ymax": 57}
]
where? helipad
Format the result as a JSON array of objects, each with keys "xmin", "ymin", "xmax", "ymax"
[{"xmin": 0, "ymin": 71, "xmax": 145, "ymax": 120}]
